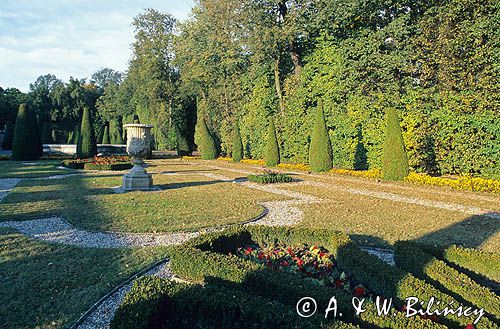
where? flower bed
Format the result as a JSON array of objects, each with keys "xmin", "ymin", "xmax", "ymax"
[
  {"xmin": 405, "ymin": 172, "xmax": 500, "ymax": 193},
  {"xmin": 62, "ymin": 156, "xmax": 131, "ymax": 171},
  {"xmin": 247, "ymin": 171, "xmax": 293, "ymax": 184}
]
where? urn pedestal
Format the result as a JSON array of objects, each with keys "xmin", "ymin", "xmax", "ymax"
[{"xmin": 123, "ymin": 124, "xmax": 154, "ymax": 191}]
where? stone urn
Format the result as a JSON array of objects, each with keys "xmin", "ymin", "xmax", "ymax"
[{"xmin": 122, "ymin": 124, "xmax": 154, "ymax": 191}]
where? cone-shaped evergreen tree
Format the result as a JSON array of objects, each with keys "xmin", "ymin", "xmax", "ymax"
[
  {"xmin": 34, "ymin": 116, "xmax": 43, "ymax": 156},
  {"xmin": 200, "ymin": 117, "xmax": 217, "ymax": 160},
  {"xmin": 12, "ymin": 104, "xmax": 41, "ymax": 160},
  {"xmin": 382, "ymin": 108, "xmax": 409, "ymax": 180},
  {"xmin": 264, "ymin": 117, "xmax": 280, "ymax": 166},
  {"xmin": 41, "ymin": 122, "xmax": 52, "ymax": 144},
  {"xmin": 309, "ymin": 99, "xmax": 333, "ymax": 172},
  {"xmin": 102, "ymin": 124, "xmax": 111, "ymax": 144},
  {"xmin": 71, "ymin": 125, "xmax": 80, "ymax": 144},
  {"xmin": 232, "ymin": 121, "xmax": 243, "ymax": 162},
  {"xmin": 2, "ymin": 121, "xmax": 14, "ymax": 150},
  {"xmin": 96, "ymin": 124, "xmax": 104, "ymax": 144},
  {"xmin": 114, "ymin": 117, "xmax": 125, "ymax": 144},
  {"xmin": 77, "ymin": 107, "xmax": 97, "ymax": 158}
]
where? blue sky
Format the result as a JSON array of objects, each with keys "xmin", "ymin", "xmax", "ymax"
[{"xmin": 0, "ymin": 0, "xmax": 195, "ymax": 92}]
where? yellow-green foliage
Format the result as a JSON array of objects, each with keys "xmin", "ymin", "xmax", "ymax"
[
  {"xmin": 309, "ymin": 99, "xmax": 333, "ymax": 172},
  {"xmin": 200, "ymin": 117, "xmax": 218, "ymax": 160},
  {"xmin": 264, "ymin": 117, "xmax": 280, "ymax": 166},
  {"xmin": 405, "ymin": 172, "xmax": 500, "ymax": 193},
  {"xmin": 382, "ymin": 108, "xmax": 409, "ymax": 180}
]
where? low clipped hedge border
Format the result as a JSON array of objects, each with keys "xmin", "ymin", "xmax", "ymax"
[
  {"xmin": 422, "ymin": 244, "xmax": 500, "ymax": 283},
  {"xmin": 168, "ymin": 227, "xmax": 447, "ymax": 329},
  {"xmin": 247, "ymin": 172, "xmax": 293, "ymax": 184},
  {"xmin": 394, "ymin": 241, "xmax": 500, "ymax": 320},
  {"xmin": 84, "ymin": 162, "xmax": 132, "ymax": 171},
  {"xmin": 61, "ymin": 160, "xmax": 131, "ymax": 171},
  {"xmin": 111, "ymin": 276, "xmax": 359, "ymax": 329}
]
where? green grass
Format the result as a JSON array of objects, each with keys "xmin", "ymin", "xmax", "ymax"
[
  {"xmin": 0, "ymin": 160, "xmax": 72, "ymax": 178},
  {"xmin": 0, "ymin": 171, "xmax": 283, "ymax": 233},
  {"xmin": 0, "ymin": 228, "xmax": 170, "ymax": 329}
]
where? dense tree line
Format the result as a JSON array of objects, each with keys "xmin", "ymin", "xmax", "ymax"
[{"xmin": 1, "ymin": 0, "xmax": 497, "ymax": 178}]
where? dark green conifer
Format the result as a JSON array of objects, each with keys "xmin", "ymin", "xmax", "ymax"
[
  {"xmin": 309, "ymin": 99, "xmax": 333, "ymax": 172},
  {"xmin": 77, "ymin": 107, "xmax": 97, "ymax": 158},
  {"xmin": 232, "ymin": 120, "xmax": 243, "ymax": 162},
  {"xmin": 264, "ymin": 117, "xmax": 280, "ymax": 166},
  {"xmin": 382, "ymin": 108, "xmax": 409, "ymax": 180},
  {"xmin": 200, "ymin": 117, "xmax": 217, "ymax": 160},
  {"xmin": 12, "ymin": 104, "xmax": 41, "ymax": 160}
]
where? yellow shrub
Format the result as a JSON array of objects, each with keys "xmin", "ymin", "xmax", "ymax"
[
  {"xmin": 217, "ymin": 157, "xmax": 232, "ymax": 162},
  {"xmin": 405, "ymin": 173, "xmax": 500, "ymax": 193},
  {"xmin": 277, "ymin": 163, "xmax": 311, "ymax": 171},
  {"xmin": 182, "ymin": 156, "xmax": 201, "ymax": 160},
  {"xmin": 329, "ymin": 168, "xmax": 382, "ymax": 179},
  {"xmin": 241, "ymin": 159, "xmax": 265, "ymax": 165}
]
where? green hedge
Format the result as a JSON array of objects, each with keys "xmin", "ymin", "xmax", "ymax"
[
  {"xmin": 83, "ymin": 162, "xmax": 131, "ymax": 171},
  {"xmin": 394, "ymin": 241, "xmax": 500, "ymax": 319},
  {"xmin": 336, "ymin": 241, "xmax": 499, "ymax": 329},
  {"xmin": 61, "ymin": 160, "xmax": 84, "ymax": 169},
  {"xmin": 169, "ymin": 227, "xmax": 446, "ymax": 329},
  {"xmin": 247, "ymin": 172, "xmax": 293, "ymax": 184},
  {"xmin": 111, "ymin": 276, "xmax": 359, "ymax": 329},
  {"xmin": 439, "ymin": 245, "xmax": 499, "ymax": 283}
]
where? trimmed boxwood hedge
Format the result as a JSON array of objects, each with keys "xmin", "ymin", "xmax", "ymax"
[
  {"xmin": 168, "ymin": 227, "xmax": 447, "ymax": 329},
  {"xmin": 394, "ymin": 241, "xmax": 500, "ymax": 320},
  {"xmin": 111, "ymin": 276, "xmax": 359, "ymax": 329},
  {"xmin": 83, "ymin": 162, "xmax": 132, "ymax": 171},
  {"xmin": 247, "ymin": 172, "xmax": 293, "ymax": 184},
  {"xmin": 61, "ymin": 160, "xmax": 84, "ymax": 169}
]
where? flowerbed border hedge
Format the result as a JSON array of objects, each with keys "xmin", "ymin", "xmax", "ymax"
[
  {"xmin": 394, "ymin": 241, "xmax": 499, "ymax": 320},
  {"xmin": 247, "ymin": 172, "xmax": 293, "ymax": 184},
  {"xmin": 167, "ymin": 226, "xmax": 448, "ymax": 329},
  {"xmin": 111, "ymin": 276, "xmax": 360, "ymax": 329},
  {"xmin": 83, "ymin": 162, "xmax": 132, "ymax": 171}
]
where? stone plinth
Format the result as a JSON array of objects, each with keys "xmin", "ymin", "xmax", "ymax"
[{"xmin": 123, "ymin": 124, "xmax": 154, "ymax": 191}]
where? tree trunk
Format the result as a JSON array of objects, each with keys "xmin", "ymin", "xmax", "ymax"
[{"xmin": 274, "ymin": 57, "xmax": 285, "ymax": 117}]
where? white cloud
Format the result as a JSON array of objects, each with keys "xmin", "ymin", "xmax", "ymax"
[{"xmin": 0, "ymin": 0, "xmax": 194, "ymax": 91}]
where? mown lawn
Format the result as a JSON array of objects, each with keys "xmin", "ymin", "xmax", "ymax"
[
  {"xmin": 0, "ymin": 164, "xmax": 284, "ymax": 233},
  {"xmin": 0, "ymin": 228, "xmax": 170, "ymax": 329},
  {"xmin": 0, "ymin": 161, "xmax": 71, "ymax": 178}
]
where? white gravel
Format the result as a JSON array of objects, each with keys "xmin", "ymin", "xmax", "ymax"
[
  {"xmin": 0, "ymin": 217, "xmax": 200, "ymax": 248},
  {"xmin": 75, "ymin": 260, "xmax": 173, "ymax": 329}
]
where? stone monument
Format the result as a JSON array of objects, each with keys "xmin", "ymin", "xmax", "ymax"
[{"xmin": 123, "ymin": 124, "xmax": 154, "ymax": 191}]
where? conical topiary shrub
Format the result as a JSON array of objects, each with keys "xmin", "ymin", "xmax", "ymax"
[
  {"xmin": 265, "ymin": 117, "xmax": 280, "ymax": 166},
  {"xmin": 200, "ymin": 117, "xmax": 217, "ymax": 160},
  {"xmin": 309, "ymin": 99, "xmax": 333, "ymax": 172},
  {"xmin": 232, "ymin": 120, "xmax": 243, "ymax": 162},
  {"xmin": 41, "ymin": 122, "xmax": 52, "ymax": 144},
  {"xmin": 102, "ymin": 123, "xmax": 111, "ymax": 144},
  {"xmin": 382, "ymin": 108, "xmax": 409, "ymax": 180},
  {"xmin": 12, "ymin": 103, "xmax": 41, "ymax": 160},
  {"xmin": 2, "ymin": 121, "xmax": 14, "ymax": 150},
  {"xmin": 77, "ymin": 107, "xmax": 97, "ymax": 159}
]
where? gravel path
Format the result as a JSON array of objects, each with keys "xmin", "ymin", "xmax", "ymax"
[
  {"xmin": 75, "ymin": 260, "xmax": 173, "ymax": 329},
  {"xmin": 0, "ymin": 217, "xmax": 200, "ymax": 248},
  {"xmin": 299, "ymin": 181, "xmax": 500, "ymax": 219}
]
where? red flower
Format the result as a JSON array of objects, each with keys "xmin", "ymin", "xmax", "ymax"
[
  {"xmin": 354, "ymin": 285, "xmax": 365, "ymax": 297},
  {"xmin": 335, "ymin": 280, "xmax": 344, "ymax": 287},
  {"xmin": 296, "ymin": 259, "xmax": 304, "ymax": 267},
  {"xmin": 465, "ymin": 325, "xmax": 475, "ymax": 329},
  {"xmin": 257, "ymin": 253, "xmax": 264, "ymax": 260},
  {"xmin": 319, "ymin": 251, "xmax": 326, "ymax": 258},
  {"xmin": 244, "ymin": 247, "xmax": 253, "ymax": 255}
]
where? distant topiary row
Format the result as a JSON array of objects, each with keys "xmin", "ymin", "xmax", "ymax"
[{"xmin": 200, "ymin": 100, "xmax": 409, "ymax": 180}]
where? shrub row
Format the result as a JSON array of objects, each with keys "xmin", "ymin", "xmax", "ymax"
[
  {"xmin": 247, "ymin": 172, "xmax": 293, "ymax": 184},
  {"xmin": 169, "ymin": 226, "xmax": 446, "ymax": 329},
  {"xmin": 61, "ymin": 160, "xmax": 84, "ymax": 169},
  {"xmin": 394, "ymin": 241, "xmax": 499, "ymax": 320},
  {"xmin": 336, "ymin": 240, "xmax": 499, "ymax": 329},
  {"xmin": 83, "ymin": 163, "xmax": 131, "ymax": 171},
  {"xmin": 111, "ymin": 276, "xmax": 359, "ymax": 329},
  {"xmin": 405, "ymin": 172, "xmax": 500, "ymax": 193},
  {"xmin": 330, "ymin": 168, "xmax": 382, "ymax": 179},
  {"xmin": 439, "ymin": 245, "xmax": 500, "ymax": 283}
]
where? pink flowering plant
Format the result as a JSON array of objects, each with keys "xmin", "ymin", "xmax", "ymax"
[{"xmin": 234, "ymin": 243, "xmax": 368, "ymax": 298}]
